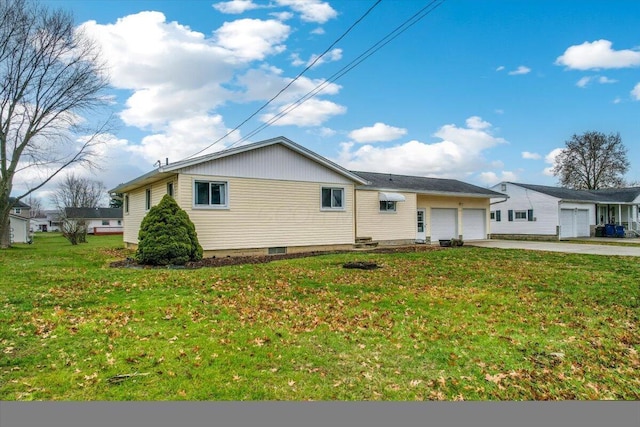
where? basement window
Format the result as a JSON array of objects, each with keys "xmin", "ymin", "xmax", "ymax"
[{"xmin": 268, "ymin": 247, "xmax": 287, "ymax": 255}]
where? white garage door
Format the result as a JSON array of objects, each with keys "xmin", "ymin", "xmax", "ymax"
[
  {"xmin": 560, "ymin": 209, "xmax": 575, "ymax": 238},
  {"xmin": 462, "ymin": 209, "xmax": 486, "ymax": 240},
  {"xmin": 431, "ymin": 208, "xmax": 458, "ymax": 241},
  {"xmin": 576, "ymin": 209, "xmax": 590, "ymax": 237}
]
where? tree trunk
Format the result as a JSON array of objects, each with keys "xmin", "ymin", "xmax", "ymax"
[{"xmin": 0, "ymin": 208, "xmax": 12, "ymax": 248}]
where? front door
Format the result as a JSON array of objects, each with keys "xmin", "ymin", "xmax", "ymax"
[{"xmin": 416, "ymin": 209, "xmax": 426, "ymax": 242}]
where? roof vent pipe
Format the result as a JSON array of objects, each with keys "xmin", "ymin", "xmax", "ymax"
[{"xmin": 166, "ymin": 158, "xmax": 169, "ymax": 165}]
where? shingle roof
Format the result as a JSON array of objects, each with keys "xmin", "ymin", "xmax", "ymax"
[
  {"xmin": 508, "ymin": 183, "xmax": 640, "ymax": 203},
  {"xmin": 65, "ymin": 207, "xmax": 123, "ymax": 219},
  {"xmin": 353, "ymin": 171, "xmax": 505, "ymax": 197},
  {"xmin": 8, "ymin": 197, "xmax": 30, "ymax": 209}
]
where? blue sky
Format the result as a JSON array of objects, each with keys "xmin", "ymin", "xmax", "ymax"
[{"xmin": 29, "ymin": 0, "xmax": 640, "ymax": 201}]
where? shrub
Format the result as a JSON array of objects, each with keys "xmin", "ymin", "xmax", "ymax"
[{"xmin": 136, "ymin": 194, "xmax": 203, "ymax": 265}]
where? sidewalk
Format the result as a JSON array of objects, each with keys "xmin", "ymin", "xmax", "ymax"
[{"xmin": 467, "ymin": 239, "xmax": 640, "ymax": 257}]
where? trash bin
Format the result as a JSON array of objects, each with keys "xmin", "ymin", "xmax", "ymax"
[
  {"xmin": 615, "ymin": 225, "xmax": 625, "ymax": 238},
  {"xmin": 595, "ymin": 226, "xmax": 604, "ymax": 237}
]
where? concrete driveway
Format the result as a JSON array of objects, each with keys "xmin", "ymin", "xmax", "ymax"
[{"xmin": 467, "ymin": 239, "xmax": 640, "ymax": 257}]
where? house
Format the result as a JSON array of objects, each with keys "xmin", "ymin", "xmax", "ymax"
[
  {"xmin": 8, "ymin": 198, "xmax": 31, "ymax": 244},
  {"xmin": 110, "ymin": 137, "xmax": 503, "ymax": 256},
  {"xmin": 353, "ymin": 171, "xmax": 505, "ymax": 244},
  {"xmin": 31, "ymin": 210, "xmax": 63, "ymax": 232},
  {"xmin": 489, "ymin": 182, "xmax": 640, "ymax": 239},
  {"xmin": 64, "ymin": 207, "xmax": 124, "ymax": 235}
]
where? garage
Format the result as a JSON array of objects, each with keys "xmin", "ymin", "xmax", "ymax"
[
  {"xmin": 462, "ymin": 209, "xmax": 486, "ymax": 240},
  {"xmin": 560, "ymin": 209, "xmax": 590, "ymax": 238},
  {"xmin": 430, "ymin": 208, "xmax": 458, "ymax": 241}
]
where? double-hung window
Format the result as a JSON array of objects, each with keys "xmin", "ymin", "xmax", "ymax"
[
  {"xmin": 321, "ymin": 187, "xmax": 344, "ymax": 210},
  {"xmin": 194, "ymin": 181, "xmax": 228, "ymax": 208},
  {"xmin": 514, "ymin": 210, "xmax": 527, "ymax": 220}
]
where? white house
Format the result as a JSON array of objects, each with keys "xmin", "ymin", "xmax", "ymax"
[
  {"xmin": 8, "ymin": 198, "xmax": 31, "ymax": 244},
  {"xmin": 64, "ymin": 207, "xmax": 124, "ymax": 235},
  {"xmin": 489, "ymin": 182, "xmax": 640, "ymax": 239}
]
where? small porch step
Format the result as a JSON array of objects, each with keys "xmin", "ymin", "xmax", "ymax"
[{"xmin": 354, "ymin": 237, "xmax": 378, "ymax": 249}]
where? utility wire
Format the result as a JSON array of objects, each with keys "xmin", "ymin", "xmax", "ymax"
[
  {"xmin": 231, "ymin": 0, "xmax": 447, "ymax": 148},
  {"xmin": 183, "ymin": 0, "xmax": 383, "ymax": 160}
]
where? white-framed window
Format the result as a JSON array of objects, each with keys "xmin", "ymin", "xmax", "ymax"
[
  {"xmin": 102, "ymin": 220, "xmax": 109, "ymax": 226},
  {"xmin": 491, "ymin": 210, "xmax": 501, "ymax": 221},
  {"xmin": 514, "ymin": 210, "xmax": 527, "ymax": 220},
  {"xmin": 321, "ymin": 187, "xmax": 344, "ymax": 210},
  {"xmin": 145, "ymin": 188, "xmax": 151, "ymax": 211},
  {"xmin": 124, "ymin": 194, "xmax": 129, "ymax": 214},
  {"xmin": 379, "ymin": 201, "xmax": 397, "ymax": 212},
  {"xmin": 117, "ymin": 220, "xmax": 122, "ymax": 226},
  {"xmin": 501, "ymin": 183, "xmax": 507, "ymax": 192},
  {"xmin": 13, "ymin": 208, "xmax": 21, "ymax": 214},
  {"xmin": 490, "ymin": 211, "xmax": 495, "ymax": 220},
  {"xmin": 167, "ymin": 182, "xmax": 174, "ymax": 198},
  {"xmin": 194, "ymin": 180, "xmax": 228, "ymax": 208}
]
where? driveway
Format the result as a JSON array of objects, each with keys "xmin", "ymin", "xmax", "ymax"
[{"xmin": 467, "ymin": 239, "xmax": 640, "ymax": 257}]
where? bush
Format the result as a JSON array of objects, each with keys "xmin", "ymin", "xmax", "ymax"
[{"xmin": 136, "ymin": 194, "xmax": 203, "ymax": 265}]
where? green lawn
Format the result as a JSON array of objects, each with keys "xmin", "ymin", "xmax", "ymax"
[{"xmin": 1, "ymin": 233, "xmax": 638, "ymax": 400}]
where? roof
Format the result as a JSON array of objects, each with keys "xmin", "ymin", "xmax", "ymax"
[
  {"xmin": 110, "ymin": 136, "xmax": 368, "ymax": 193},
  {"xmin": 506, "ymin": 182, "xmax": 640, "ymax": 203},
  {"xmin": 8, "ymin": 197, "xmax": 30, "ymax": 209},
  {"xmin": 65, "ymin": 207, "xmax": 123, "ymax": 219},
  {"xmin": 353, "ymin": 171, "xmax": 505, "ymax": 198}
]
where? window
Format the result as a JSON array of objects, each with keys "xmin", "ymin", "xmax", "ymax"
[
  {"xmin": 501, "ymin": 183, "xmax": 507, "ymax": 192},
  {"xmin": 194, "ymin": 181, "xmax": 227, "ymax": 207},
  {"xmin": 515, "ymin": 210, "xmax": 527, "ymax": 220},
  {"xmin": 13, "ymin": 208, "xmax": 21, "ymax": 214},
  {"xmin": 379, "ymin": 201, "xmax": 397, "ymax": 212},
  {"xmin": 496, "ymin": 210, "xmax": 501, "ymax": 222},
  {"xmin": 102, "ymin": 220, "xmax": 110, "ymax": 226},
  {"xmin": 145, "ymin": 188, "xmax": 151, "ymax": 211},
  {"xmin": 321, "ymin": 187, "xmax": 344, "ymax": 209},
  {"xmin": 167, "ymin": 182, "xmax": 174, "ymax": 198},
  {"xmin": 490, "ymin": 211, "xmax": 495, "ymax": 220},
  {"xmin": 268, "ymin": 247, "xmax": 287, "ymax": 255},
  {"xmin": 117, "ymin": 220, "xmax": 122, "ymax": 226},
  {"xmin": 124, "ymin": 195, "xmax": 129, "ymax": 214}
]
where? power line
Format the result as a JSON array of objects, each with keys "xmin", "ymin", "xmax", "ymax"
[
  {"xmin": 183, "ymin": 0, "xmax": 383, "ymax": 160},
  {"xmin": 231, "ymin": 0, "xmax": 447, "ymax": 147}
]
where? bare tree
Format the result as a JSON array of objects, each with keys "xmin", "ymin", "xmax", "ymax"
[
  {"xmin": 51, "ymin": 173, "xmax": 107, "ymax": 210},
  {"xmin": 552, "ymin": 131, "xmax": 629, "ymax": 190},
  {"xmin": 0, "ymin": 0, "xmax": 110, "ymax": 248},
  {"xmin": 24, "ymin": 194, "xmax": 43, "ymax": 217}
]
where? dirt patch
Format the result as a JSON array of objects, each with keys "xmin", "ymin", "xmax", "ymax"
[{"xmin": 109, "ymin": 245, "xmax": 445, "ymax": 269}]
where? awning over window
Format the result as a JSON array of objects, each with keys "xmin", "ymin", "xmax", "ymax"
[{"xmin": 378, "ymin": 192, "xmax": 406, "ymax": 202}]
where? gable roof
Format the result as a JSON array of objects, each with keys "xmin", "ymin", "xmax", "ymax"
[
  {"xmin": 8, "ymin": 197, "xmax": 30, "ymax": 209},
  {"xmin": 506, "ymin": 182, "xmax": 640, "ymax": 203},
  {"xmin": 354, "ymin": 171, "xmax": 505, "ymax": 198},
  {"xmin": 65, "ymin": 207, "xmax": 123, "ymax": 219},
  {"xmin": 110, "ymin": 136, "xmax": 368, "ymax": 193}
]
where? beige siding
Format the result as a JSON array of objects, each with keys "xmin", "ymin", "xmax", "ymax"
[
  {"xmin": 123, "ymin": 175, "xmax": 178, "ymax": 244},
  {"xmin": 355, "ymin": 190, "xmax": 417, "ymax": 242},
  {"xmin": 417, "ymin": 195, "xmax": 491, "ymax": 240},
  {"xmin": 177, "ymin": 175, "xmax": 355, "ymax": 251}
]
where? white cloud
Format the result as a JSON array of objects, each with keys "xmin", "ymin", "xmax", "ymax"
[
  {"xmin": 213, "ymin": 0, "xmax": 260, "ymax": 14},
  {"xmin": 337, "ymin": 117, "xmax": 507, "ymax": 178},
  {"xmin": 348, "ymin": 122, "xmax": 407, "ymax": 143},
  {"xmin": 632, "ymin": 82, "xmax": 640, "ymax": 100},
  {"xmin": 478, "ymin": 171, "xmax": 518, "ymax": 186},
  {"xmin": 522, "ymin": 151, "xmax": 541, "ymax": 160},
  {"xmin": 576, "ymin": 76, "xmax": 592, "ymax": 88},
  {"xmin": 271, "ymin": 11, "xmax": 294, "ymax": 21},
  {"xmin": 598, "ymin": 76, "xmax": 617, "ymax": 84},
  {"xmin": 556, "ymin": 39, "xmax": 640, "ymax": 70},
  {"xmin": 543, "ymin": 148, "xmax": 564, "ymax": 176},
  {"xmin": 260, "ymin": 98, "xmax": 346, "ymax": 126},
  {"xmin": 508, "ymin": 66, "xmax": 531, "ymax": 75},
  {"xmin": 613, "ymin": 97, "xmax": 622, "ymax": 104},
  {"xmin": 214, "ymin": 18, "xmax": 290, "ymax": 62},
  {"xmin": 291, "ymin": 48, "xmax": 342, "ymax": 68},
  {"xmin": 311, "ymin": 27, "xmax": 325, "ymax": 35},
  {"xmin": 276, "ymin": 0, "xmax": 337, "ymax": 24},
  {"xmin": 577, "ymin": 75, "xmax": 618, "ymax": 88},
  {"xmin": 496, "ymin": 65, "xmax": 505, "ymax": 72}
]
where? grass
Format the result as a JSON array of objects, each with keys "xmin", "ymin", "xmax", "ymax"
[{"xmin": 0, "ymin": 233, "xmax": 638, "ymax": 400}]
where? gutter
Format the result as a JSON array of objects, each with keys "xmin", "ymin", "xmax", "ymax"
[{"xmin": 490, "ymin": 195, "xmax": 509, "ymax": 205}]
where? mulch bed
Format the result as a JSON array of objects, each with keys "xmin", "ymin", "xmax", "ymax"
[{"xmin": 109, "ymin": 245, "xmax": 446, "ymax": 270}]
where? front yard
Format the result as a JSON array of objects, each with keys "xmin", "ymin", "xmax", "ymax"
[{"xmin": 0, "ymin": 233, "xmax": 638, "ymax": 400}]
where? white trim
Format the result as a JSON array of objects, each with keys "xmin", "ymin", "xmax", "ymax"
[
  {"xmin": 320, "ymin": 186, "xmax": 345, "ymax": 211},
  {"xmin": 379, "ymin": 192, "xmax": 406, "ymax": 202},
  {"xmin": 193, "ymin": 179, "xmax": 229, "ymax": 209}
]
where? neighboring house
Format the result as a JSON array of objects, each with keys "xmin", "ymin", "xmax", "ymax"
[
  {"xmin": 489, "ymin": 182, "xmax": 640, "ymax": 239},
  {"xmin": 31, "ymin": 210, "xmax": 63, "ymax": 232},
  {"xmin": 64, "ymin": 207, "xmax": 124, "ymax": 235},
  {"xmin": 8, "ymin": 198, "xmax": 31, "ymax": 243},
  {"xmin": 110, "ymin": 137, "xmax": 504, "ymax": 256}
]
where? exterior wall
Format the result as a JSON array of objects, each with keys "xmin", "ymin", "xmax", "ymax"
[
  {"xmin": 123, "ymin": 175, "xmax": 178, "ymax": 244},
  {"xmin": 175, "ymin": 175, "xmax": 355, "ymax": 251},
  {"xmin": 9, "ymin": 215, "xmax": 30, "ymax": 243},
  {"xmin": 489, "ymin": 183, "xmax": 560, "ymax": 236},
  {"xmin": 417, "ymin": 195, "xmax": 490, "ymax": 242},
  {"xmin": 355, "ymin": 190, "xmax": 417, "ymax": 243}
]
